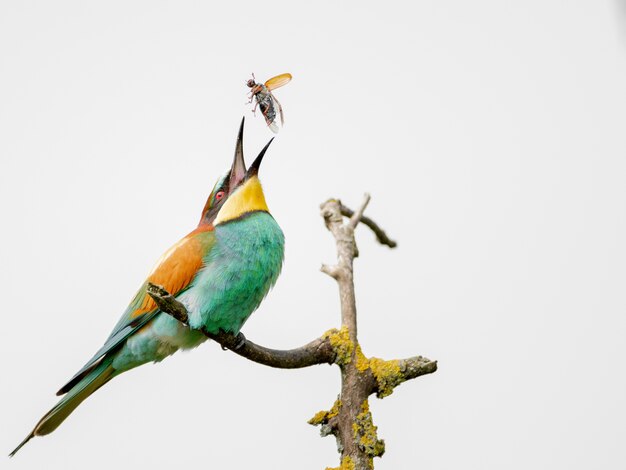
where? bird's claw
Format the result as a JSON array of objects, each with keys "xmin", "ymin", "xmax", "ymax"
[
  {"xmin": 234, "ymin": 332, "xmax": 246, "ymax": 350},
  {"xmin": 218, "ymin": 331, "xmax": 246, "ymax": 351}
]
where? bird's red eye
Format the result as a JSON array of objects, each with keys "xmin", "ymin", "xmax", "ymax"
[{"xmin": 215, "ymin": 191, "xmax": 225, "ymax": 202}]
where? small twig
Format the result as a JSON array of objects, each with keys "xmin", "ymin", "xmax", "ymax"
[
  {"xmin": 321, "ymin": 263, "xmax": 341, "ymax": 279},
  {"xmin": 210, "ymin": 331, "xmax": 335, "ymax": 369},
  {"xmin": 349, "ymin": 193, "xmax": 371, "ymax": 229},
  {"xmin": 340, "ymin": 203, "xmax": 398, "ymax": 248},
  {"xmin": 146, "ymin": 283, "xmax": 189, "ymax": 323},
  {"xmin": 399, "ymin": 356, "xmax": 438, "ymax": 382},
  {"xmin": 320, "ymin": 199, "xmax": 359, "ymax": 340}
]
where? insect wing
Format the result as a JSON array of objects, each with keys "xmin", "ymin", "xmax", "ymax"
[
  {"xmin": 260, "ymin": 103, "xmax": 279, "ymax": 133},
  {"xmin": 260, "ymin": 100, "xmax": 279, "ymax": 133},
  {"xmin": 266, "ymin": 119, "xmax": 279, "ymax": 133},
  {"xmin": 264, "ymin": 73, "xmax": 292, "ymax": 91},
  {"xmin": 256, "ymin": 90, "xmax": 279, "ymax": 133},
  {"xmin": 270, "ymin": 92, "xmax": 285, "ymax": 126}
]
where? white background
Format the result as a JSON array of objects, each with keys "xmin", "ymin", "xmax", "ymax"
[{"xmin": 2, "ymin": 1, "xmax": 626, "ymax": 469}]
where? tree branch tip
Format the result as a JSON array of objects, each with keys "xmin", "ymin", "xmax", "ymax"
[
  {"xmin": 146, "ymin": 282, "xmax": 165, "ymax": 295},
  {"xmin": 349, "ymin": 193, "xmax": 372, "ymax": 229},
  {"xmin": 336, "ymin": 198, "xmax": 398, "ymax": 249},
  {"xmin": 321, "ymin": 264, "xmax": 341, "ymax": 279},
  {"xmin": 146, "ymin": 282, "xmax": 189, "ymax": 324},
  {"xmin": 320, "ymin": 198, "xmax": 341, "ymax": 209}
]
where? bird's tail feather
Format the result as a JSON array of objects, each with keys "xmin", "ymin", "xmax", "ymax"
[{"xmin": 9, "ymin": 357, "xmax": 116, "ymax": 457}]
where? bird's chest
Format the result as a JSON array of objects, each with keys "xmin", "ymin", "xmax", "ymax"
[{"xmin": 183, "ymin": 212, "xmax": 285, "ymax": 333}]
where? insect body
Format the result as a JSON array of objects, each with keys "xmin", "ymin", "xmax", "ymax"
[{"xmin": 247, "ymin": 72, "xmax": 292, "ymax": 133}]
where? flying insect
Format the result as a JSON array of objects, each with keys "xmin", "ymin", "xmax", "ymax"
[{"xmin": 247, "ymin": 72, "xmax": 292, "ymax": 133}]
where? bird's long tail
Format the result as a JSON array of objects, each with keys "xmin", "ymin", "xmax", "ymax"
[{"xmin": 9, "ymin": 356, "xmax": 116, "ymax": 457}]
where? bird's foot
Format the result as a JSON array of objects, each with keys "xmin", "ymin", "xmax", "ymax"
[
  {"xmin": 217, "ymin": 330, "xmax": 246, "ymax": 351},
  {"xmin": 233, "ymin": 332, "xmax": 247, "ymax": 350}
]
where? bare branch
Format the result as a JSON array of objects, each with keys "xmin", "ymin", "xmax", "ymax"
[
  {"xmin": 340, "ymin": 203, "xmax": 398, "ymax": 248},
  {"xmin": 321, "ymin": 263, "xmax": 342, "ymax": 279},
  {"xmin": 320, "ymin": 199, "xmax": 359, "ymax": 341},
  {"xmin": 399, "ymin": 356, "xmax": 438, "ymax": 382},
  {"xmin": 147, "ymin": 282, "xmax": 334, "ymax": 369},
  {"xmin": 365, "ymin": 355, "xmax": 438, "ymax": 398},
  {"xmin": 211, "ymin": 331, "xmax": 335, "ymax": 369},
  {"xmin": 146, "ymin": 283, "xmax": 189, "ymax": 324},
  {"xmin": 349, "ymin": 193, "xmax": 371, "ymax": 228}
]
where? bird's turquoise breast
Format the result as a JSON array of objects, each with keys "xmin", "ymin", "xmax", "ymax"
[{"xmin": 184, "ymin": 211, "xmax": 284, "ymax": 334}]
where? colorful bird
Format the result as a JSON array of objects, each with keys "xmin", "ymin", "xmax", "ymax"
[{"xmin": 10, "ymin": 118, "xmax": 285, "ymax": 456}]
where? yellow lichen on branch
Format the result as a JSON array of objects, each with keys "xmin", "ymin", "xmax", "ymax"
[
  {"xmin": 352, "ymin": 400, "xmax": 385, "ymax": 467},
  {"xmin": 354, "ymin": 345, "xmax": 405, "ymax": 398},
  {"xmin": 324, "ymin": 327, "xmax": 354, "ymax": 366},
  {"xmin": 369, "ymin": 358, "xmax": 404, "ymax": 398},
  {"xmin": 308, "ymin": 399, "xmax": 342, "ymax": 426},
  {"xmin": 354, "ymin": 345, "xmax": 369, "ymax": 372}
]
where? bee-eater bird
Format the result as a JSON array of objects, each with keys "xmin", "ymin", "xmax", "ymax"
[{"xmin": 10, "ymin": 118, "xmax": 285, "ymax": 456}]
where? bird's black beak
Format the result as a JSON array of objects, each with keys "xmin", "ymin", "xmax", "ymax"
[
  {"xmin": 247, "ymin": 138, "xmax": 274, "ymax": 179},
  {"xmin": 229, "ymin": 117, "xmax": 247, "ymax": 189}
]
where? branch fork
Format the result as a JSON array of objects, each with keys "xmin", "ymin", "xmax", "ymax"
[{"xmin": 147, "ymin": 194, "xmax": 436, "ymax": 470}]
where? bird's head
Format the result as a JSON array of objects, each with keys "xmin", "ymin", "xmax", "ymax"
[{"xmin": 199, "ymin": 118, "xmax": 273, "ymax": 227}]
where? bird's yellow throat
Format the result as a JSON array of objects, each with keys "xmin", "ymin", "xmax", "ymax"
[{"xmin": 214, "ymin": 176, "xmax": 269, "ymax": 225}]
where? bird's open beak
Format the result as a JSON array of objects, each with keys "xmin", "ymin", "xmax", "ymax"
[
  {"xmin": 229, "ymin": 117, "xmax": 247, "ymax": 189},
  {"xmin": 230, "ymin": 116, "xmax": 274, "ymax": 186},
  {"xmin": 247, "ymin": 138, "xmax": 274, "ymax": 178}
]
